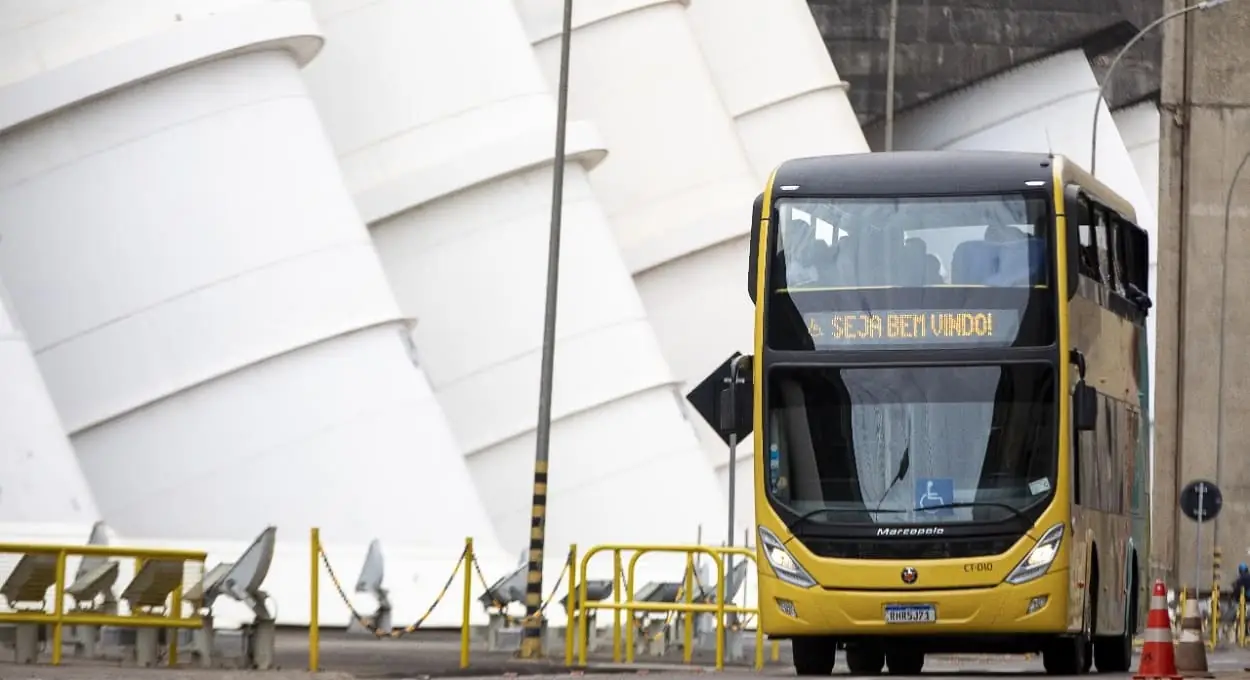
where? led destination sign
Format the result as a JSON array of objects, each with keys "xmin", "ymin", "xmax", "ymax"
[{"xmin": 803, "ymin": 309, "xmax": 1022, "ymax": 348}]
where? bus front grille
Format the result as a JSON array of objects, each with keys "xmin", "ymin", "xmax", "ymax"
[{"xmin": 801, "ymin": 536, "xmax": 1019, "ymax": 560}]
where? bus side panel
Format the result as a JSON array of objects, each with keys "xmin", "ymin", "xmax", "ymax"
[{"xmin": 1069, "ymin": 273, "xmax": 1141, "ymax": 639}]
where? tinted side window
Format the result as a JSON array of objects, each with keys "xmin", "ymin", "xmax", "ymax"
[{"xmin": 1076, "ymin": 196, "xmax": 1100, "ymax": 281}]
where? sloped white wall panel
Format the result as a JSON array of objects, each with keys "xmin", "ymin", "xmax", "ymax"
[
  {"xmin": 0, "ymin": 283, "xmax": 99, "ymax": 524},
  {"xmin": 1114, "ymin": 100, "xmax": 1161, "ymax": 213},
  {"xmin": 681, "ymin": 0, "xmax": 871, "ymax": 532},
  {"xmin": 514, "ymin": 1, "xmax": 761, "ymax": 544},
  {"xmin": 300, "ymin": 0, "xmax": 726, "ymax": 584},
  {"xmin": 685, "ymin": 0, "xmax": 867, "ymax": 178},
  {"xmin": 0, "ymin": 1, "xmax": 504, "ymax": 620}
]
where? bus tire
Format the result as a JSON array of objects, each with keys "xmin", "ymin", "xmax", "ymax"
[
  {"xmin": 886, "ymin": 650, "xmax": 924, "ymax": 675},
  {"xmin": 845, "ymin": 644, "xmax": 885, "ymax": 675},
  {"xmin": 1095, "ymin": 571, "xmax": 1136, "ymax": 673},
  {"xmin": 792, "ymin": 637, "xmax": 837, "ymax": 676},
  {"xmin": 1045, "ymin": 573, "xmax": 1095, "ymax": 675},
  {"xmin": 1043, "ymin": 634, "xmax": 1091, "ymax": 675}
]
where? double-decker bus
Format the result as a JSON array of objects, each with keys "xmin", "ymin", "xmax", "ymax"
[{"xmin": 739, "ymin": 151, "xmax": 1151, "ymax": 675}]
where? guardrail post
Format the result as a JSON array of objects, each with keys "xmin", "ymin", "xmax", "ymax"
[
  {"xmin": 461, "ymin": 537, "xmax": 473, "ymax": 669},
  {"xmin": 682, "ymin": 553, "xmax": 694, "ymax": 664},
  {"xmin": 169, "ymin": 565, "xmax": 183, "ymax": 667},
  {"xmin": 612, "ymin": 550, "xmax": 623, "ymax": 663},
  {"xmin": 565, "ymin": 544, "xmax": 577, "ymax": 667},
  {"xmin": 577, "ymin": 548, "xmax": 591, "ymax": 666},
  {"xmin": 52, "ymin": 548, "xmax": 67, "ymax": 665},
  {"xmin": 754, "ymin": 620, "xmax": 764, "ymax": 670},
  {"xmin": 309, "ymin": 527, "xmax": 320, "ymax": 672},
  {"xmin": 624, "ymin": 554, "xmax": 636, "ymax": 665},
  {"xmin": 714, "ymin": 553, "xmax": 726, "ymax": 671}
]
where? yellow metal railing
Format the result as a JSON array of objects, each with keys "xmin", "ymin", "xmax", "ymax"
[
  {"xmin": 573, "ymin": 544, "xmax": 763, "ymax": 671},
  {"xmin": 305, "ymin": 533, "xmax": 779, "ymax": 672},
  {"xmin": 0, "ymin": 542, "xmax": 207, "ymax": 666}
]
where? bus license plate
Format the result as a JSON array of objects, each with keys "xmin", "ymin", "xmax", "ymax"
[{"xmin": 884, "ymin": 604, "xmax": 937, "ymax": 624}]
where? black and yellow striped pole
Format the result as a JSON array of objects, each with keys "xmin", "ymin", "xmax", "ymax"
[{"xmin": 519, "ymin": 0, "xmax": 575, "ymax": 660}]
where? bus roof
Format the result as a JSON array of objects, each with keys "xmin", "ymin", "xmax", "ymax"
[{"xmin": 771, "ymin": 151, "xmax": 1056, "ymax": 198}]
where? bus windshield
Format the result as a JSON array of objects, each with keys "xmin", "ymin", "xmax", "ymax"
[
  {"xmin": 765, "ymin": 363, "xmax": 1056, "ymax": 526},
  {"xmin": 766, "ymin": 193, "xmax": 1055, "ymax": 350},
  {"xmin": 773, "ymin": 193, "xmax": 1049, "ymax": 290}
]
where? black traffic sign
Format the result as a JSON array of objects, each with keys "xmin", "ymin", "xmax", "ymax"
[
  {"xmin": 1180, "ymin": 480, "xmax": 1222, "ymax": 523},
  {"xmin": 685, "ymin": 353, "xmax": 753, "ymax": 445}
]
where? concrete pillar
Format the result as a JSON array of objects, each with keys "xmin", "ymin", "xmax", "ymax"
[
  {"xmin": 1157, "ymin": 0, "xmax": 1250, "ymax": 590},
  {"xmin": 681, "ymin": 0, "xmax": 870, "ymax": 534}
]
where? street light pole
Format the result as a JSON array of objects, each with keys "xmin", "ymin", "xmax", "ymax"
[
  {"xmin": 518, "ymin": 0, "xmax": 575, "ymax": 660},
  {"xmin": 883, "ymin": 0, "xmax": 900, "ymax": 151},
  {"xmin": 1089, "ymin": 0, "xmax": 1233, "ymax": 177}
]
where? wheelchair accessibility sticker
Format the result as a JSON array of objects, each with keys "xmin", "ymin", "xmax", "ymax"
[{"xmin": 915, "ymin": 478, "xmax": 954, "ymax": 517}]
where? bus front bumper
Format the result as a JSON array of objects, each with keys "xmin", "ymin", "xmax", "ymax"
[{"xmin": 759, "ymin": 568, "xmax": 1073, "ymax": 637}]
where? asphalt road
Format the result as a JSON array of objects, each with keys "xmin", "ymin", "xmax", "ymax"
[{"xmin": 5, "ymin": 633, "xmax": 1250, "ymax": 680}]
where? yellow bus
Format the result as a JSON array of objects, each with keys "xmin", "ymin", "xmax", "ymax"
[{"xmin": 738, "ymin": 151, "xmax": 1151, "ymax": 675}]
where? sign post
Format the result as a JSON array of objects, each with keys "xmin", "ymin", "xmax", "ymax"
[{"xmin": 1180, "ymin": 480, "xmax": 1223, "ymax": 594}]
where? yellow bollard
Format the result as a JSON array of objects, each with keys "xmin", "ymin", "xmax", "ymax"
[
  {"xmin": 309, "ymin": 527, "xmax": 320, "ymax": 672},
  {"xmin": 770, "ymin": 639, "xmax": 781, "ymax": 663},
  {"xmin": 1240, "ymin": 589, "xmax": 1247, "ymax": 648},
  {"xmin": 1205, "ymin": 585, "xmax": 1215, "ymax": 650},
  {"xmin": 461, "ymin": 537, "xmax": 473, "ymax": 669},
  {"xmin": 565, "ymin": 545, "xmax": 577, "ymax": 667}
]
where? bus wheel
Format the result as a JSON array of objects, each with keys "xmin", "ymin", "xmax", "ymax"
[
  {"xmin": 1043, "ymin": 634, "xmax": 1091, "ymax": 675},
  {"xmin": 845, "ymin": 644, "xmax": 885, "ymax": 675},
  {"xmin": 1044, "ymin": 585, "xmax": 1095, "ymax": 674},
  {"xmin": 792, "ymin": 637, "xmax": 837, "ymax": 676},
  {"xmin": 886, "ymin": 650, "xmax": 924, "ymax": 675},
  {"xmin": 1094, "ymin": 575, "xmax": 1135, "ymax": 672}
]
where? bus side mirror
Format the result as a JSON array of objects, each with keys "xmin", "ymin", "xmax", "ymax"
[
  {"xmin": 717, "ymin": 355, "xmax": 754, "ymax": 437},
  {"xmin": 748, "ymin": 192, "xmax": 763, "ymax": 304},
  {"xmin": 1073, "ymin": 381, "xmax": 1097, "ymax": 432},
  {"xmin": 717, "ymin": 384, "xmax": 754, "ymax": 437}
]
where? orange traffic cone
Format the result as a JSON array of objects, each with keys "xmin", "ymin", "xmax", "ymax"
[{"xmin": 1135, "ymin": 579, "xmax": 1181, "ymax": 680}]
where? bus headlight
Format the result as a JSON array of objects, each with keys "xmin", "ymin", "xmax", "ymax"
[
  {"xmin": 758, "ymin": 526, "xmax": 817, "ymax": 588},
  {"xmin": 1006, "ymin": 523, "xmax": 1065, "ymax": 585}
]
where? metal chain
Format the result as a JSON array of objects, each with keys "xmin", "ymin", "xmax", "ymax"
[
  {"xmin": 473, "ymin": 549, "xmax": 571, "ymax": 625},
  {"xmin": 319, "ymin": 543, "xmax": 468, "ymax": 639}
]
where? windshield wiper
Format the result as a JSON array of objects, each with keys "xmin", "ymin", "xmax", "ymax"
[
  {"xmin": 787, "ymin": 506, "xmax": 906, "ymax": 532},
  {"xmin": 875, "ymin": 444, "xmax": 910, "ymax": 514},
  {"xmin": 912, "ymin": 501, "xmax": 1030, "ymax": 524}
]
